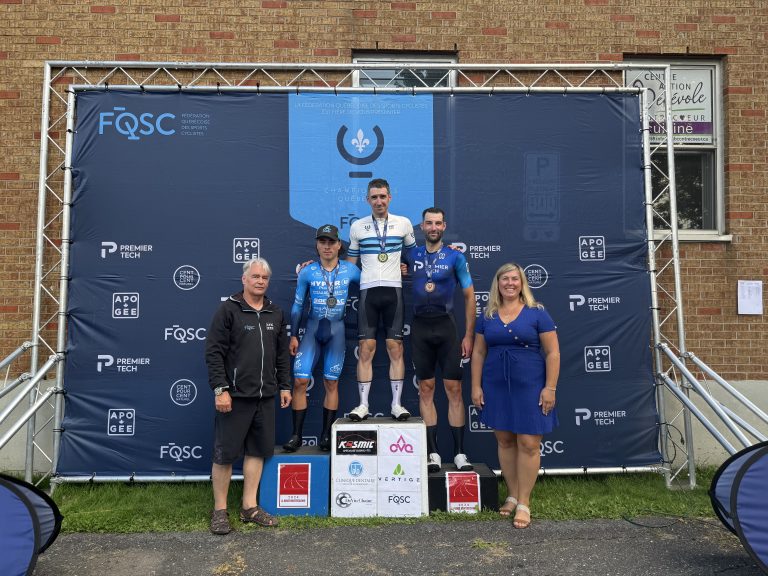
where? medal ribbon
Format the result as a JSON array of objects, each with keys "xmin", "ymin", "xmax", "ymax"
[
  {"xmin": 321, "ymin": 264, "xmax": 339, "ymax": 300},
  {"xmin": 371, "ymin": 215, "xmax": 388, "ymax": 256},
  {"xmin": 423, "ymin": 247, "xmax": 440, "ymax": 283}
]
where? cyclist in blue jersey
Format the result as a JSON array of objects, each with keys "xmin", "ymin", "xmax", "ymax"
[
  {"xmin": 405, "ymin": 207, "xmax": 476, "ymax": 472},
  {"xmin": 283, "ymin": 224, "xmax": 360, "ymax": 452}
]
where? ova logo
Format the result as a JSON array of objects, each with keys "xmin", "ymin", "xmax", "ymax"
[
  {"xmin": 233, "ymin": 238, "xmax": 260, "ymax": 263},
  {"xmin": 389, "ymin": 435, "xmax": 414, "ymax": 454},
  {"xmin": 99, "ymin": 107, "xmax": 176, "ymax": 140},
  {"xmin": 112, "ymin": 292, "xmax": 139, "ymax": 319},
  {"xmin": 107, "ymin": 408, "xmax": 134, "ymax": 436},
  {"xmin": 574, "ymin": 408, "xmax": 591, "ymax": 426}
]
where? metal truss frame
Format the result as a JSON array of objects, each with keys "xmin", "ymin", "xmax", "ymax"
[{"xmin": 25, "ymin": 61, "xmax": 692, "ymax": 487}]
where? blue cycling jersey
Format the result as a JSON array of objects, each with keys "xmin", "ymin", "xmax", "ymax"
[
  {"xmin": 290, "ymin": 261, "xmax": 361, "ymax": 329},
  {"xmin": 291, "ymin": 260, "xmax": 360, "ymax": 380},
  {"xmin": 406, "ymin": 246, "xmax": 473, "ymax": 317}
]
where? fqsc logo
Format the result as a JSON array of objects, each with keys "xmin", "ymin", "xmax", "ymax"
[{"xmin": 99, "ymin": 107, "xmax": 176, "ymax": 141}]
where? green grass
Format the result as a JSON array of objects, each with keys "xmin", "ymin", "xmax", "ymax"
[{"xmin": 52, "ymin": 468, "xmax": 717, "ymax": 533}]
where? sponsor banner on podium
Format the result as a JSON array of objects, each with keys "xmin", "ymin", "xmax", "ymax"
[
  {"xmin": 277, "ymin": 463, "xmax": 311, "ymax": 509},
  {"xmin": 446, "ymin": 472, "xmax": 481, "ymax": 514}
]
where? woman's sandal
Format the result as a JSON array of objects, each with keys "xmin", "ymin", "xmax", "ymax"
[
  {"xmin": 240, "ymin": 505, "xmax": 279, "ymax": 527},
  {"xmin": 499, "ymin": 496, "xmax": 518, "ymax": 517},
  {"xmin": 513, "ymin": 504, "xmax": 531, "ymax": 529}
]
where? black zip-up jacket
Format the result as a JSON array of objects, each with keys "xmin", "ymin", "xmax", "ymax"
[{"xmin": 205, "ymin": 291, "xmax": 290, "ymax": 399}]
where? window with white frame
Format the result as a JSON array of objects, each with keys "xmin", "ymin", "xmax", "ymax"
[
  {"xmin": 626, "ymin": 60, "xmax": 724, "ymax": 237},
  {"xmin": 352, "ymin": 52, "xmax": 457, "ymax": 89}
]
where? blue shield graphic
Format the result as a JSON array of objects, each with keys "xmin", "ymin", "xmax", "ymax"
[{"xmin": 289, "ymin": 94, "xmax": 434, "ymax": 240}]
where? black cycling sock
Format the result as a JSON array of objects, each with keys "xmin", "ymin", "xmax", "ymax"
[
  {"xmin": 426, "ymin": 425, "xmax": 438, "ymax": 454},
  {"xmin": 321, "ymin": 408, "xmax": 337, "ymax": 438},
  {"xmin": 450, "ymin": 425, "xmax": 465, "ymax": 455},
  {"xmin": 292, "ymin": 408, "xmax": 307, "ymax": 436}
]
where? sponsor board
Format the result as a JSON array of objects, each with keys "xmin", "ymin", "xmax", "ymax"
[
  {"xmin": 377, "ymin": 491, "xmax": 422, "ymax": 517},
  {"xmin": 335, "ymin": 429, "xmax": 377, "ymax": 455},
  {"xmin": 446, "ymin": 472, "xmax": 481, "ymax": 514},
  {"xmin": 277, "ymin": 463, "xmax": 311, "ymax": 508}
]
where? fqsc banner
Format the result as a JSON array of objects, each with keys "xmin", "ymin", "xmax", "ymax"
[{"xmin": 60, "ymin": 90, "xmax": 659, "ymax": 477}]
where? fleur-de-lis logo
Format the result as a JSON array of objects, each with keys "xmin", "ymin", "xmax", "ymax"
[{"xmin": 351, "ymin": 129, "xmax": 369, "ymax": 153}]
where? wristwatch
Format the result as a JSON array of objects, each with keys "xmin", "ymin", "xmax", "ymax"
[{"xmin": 214, "ymin": 386, "xmax": 230, "ymax": 396}]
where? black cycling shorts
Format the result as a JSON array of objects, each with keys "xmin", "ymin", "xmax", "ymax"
[
  {"xmin": 212, "ymin": 396, "xmax": 275, "ymax": 465},
  {"xmin": 358, "ymin": 286, "xmax": 404, "ymax": 341},
  {"xmin": 411, "ymin": 314, "xmax": 463, "ymax": 381}
]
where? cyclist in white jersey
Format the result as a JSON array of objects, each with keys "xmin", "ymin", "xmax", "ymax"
[{"xmin": 346, "ymin": 178, "xmax": 416, "ymax": 421}]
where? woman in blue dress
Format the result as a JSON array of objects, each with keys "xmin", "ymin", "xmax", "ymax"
[{"xmin": 471, "ymin": 262, "xmax": 560, "ymax": 528}]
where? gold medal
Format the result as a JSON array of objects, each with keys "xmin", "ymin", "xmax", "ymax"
[
  {"xmin": 378, "ymin": 253, "xmax": 388, "ymax": 263},
  {"xmin": 424, "ymin": 281, "xmax": 435, "ymax": 293}
]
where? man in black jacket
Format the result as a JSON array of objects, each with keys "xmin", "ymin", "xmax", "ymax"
[{"xmin": 205, "ymin": 257, "xmax": 291, "ymax": 535}]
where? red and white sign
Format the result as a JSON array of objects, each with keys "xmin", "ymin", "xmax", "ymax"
[
  {"xmin": 446, "ymin": 471, "xmax": 480, "ymax": 513},
  {"xmin": 277, "ymin": 463, "xmax": 311, "ymax": 508}
]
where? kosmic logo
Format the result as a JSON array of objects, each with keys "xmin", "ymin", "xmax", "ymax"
[
  {"xmin": 170, "ymin": 379, "xmax": 197, "ymax": 407},
  {"xmin": 99, "ymin": 107, "xmax": 175, "ymax": 141},
  {"xmin": 100, "ymin": 241, "xmax": 153, "ymax": 260},
  {"xmin": 579, "ymin": 236, "xmax": 606, "ymax": 261},
  {"xmin": 112, "ymin": 292, "xmax": 139, "ymax": 319},
  {"xmin": 173, "ymin": 265, "xmax": 200, "ymax": 290},
  {"xmin": 164, "ymin": 325, "xmax": 207, "ymax": 344},
  {"xmin": 524, "ymin": 264, "xmax": 549, "ymax": 289},
  {"xmin": 569, "ymin": 294, "xmax": 622, "ymax": 312},
  {"xmin": 475, "ymin": 291, "xmax": 490, "ymax": 317},
  {"xmin": 575, "ymin": 407, "xmax": 627, "ymax": 426},
  {"xmin": 233, "ymin": 238, "xmax": 260, "ymax": 263},
  {"xmin": 97, "ymin": 354, "xmax": 150, "ymax": 373},
  {"xmin": 107, "ymin": 408, "xmax": 135, "ymax": 436},
  {"xmin": 584, "ymin": 346, "xmax": 612, "ymax": 372},
  {"xmin": 160, "ymin": 443, "xmax": 203, "ymax": 462}
]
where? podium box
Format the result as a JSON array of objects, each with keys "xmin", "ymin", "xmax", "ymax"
[
  {"xmin": 258, "ymin": 447, "xmax": 330, "ymax": 517},
  {"xmin": 427, "ymin": 462, "xmax": 499, "ymax": 512},
  {"xmin": 331, "ymin": 417, "xmax": 428, "ymax": 518}
]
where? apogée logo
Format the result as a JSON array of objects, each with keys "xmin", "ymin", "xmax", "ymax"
[
  {"xmin": 584, "ymin": 346, "xmax": 612, "ymax": 372},
  {"xmin": 579, "ymin": 236, "xmax": 606, "ymax": 261},
  {"xmin": 107, "ymin": 408, "xmax": 135, "ymax": 436},
  {"xmin": 233, "ymin": 238, "xmax": 260, "ymax": 263},
  {"xmin": 112, "ymin": 292, "xmax": 139, "ymax": 319}
]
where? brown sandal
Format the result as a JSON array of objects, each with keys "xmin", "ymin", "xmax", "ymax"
[
  {"xmin": 240, "ymin": 506, "xmax": 279, "ymax": 527},
  {"xmin": 210, "ymin": 509, "xmax": 232, "ymax": 535},
  {"xmin": 499, "ymin": 496, "xmax": 518, "ymax": 517},
  {"xmin": 513, "ymin": 504, "xmax": 531, "ymax": 529}
]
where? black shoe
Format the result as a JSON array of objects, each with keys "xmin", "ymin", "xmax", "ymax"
[
  {"xmin": 318, "ymin": 434, "xmax": 331, "ymax": 451},
  {"xmin": 283, "ymin": 435, "xmax": 302, "ymax": 452}
]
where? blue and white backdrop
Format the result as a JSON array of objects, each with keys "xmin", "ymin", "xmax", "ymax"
[{"xmin": 59, "ymin": 90, "xmax": 660, "ymax": 476}]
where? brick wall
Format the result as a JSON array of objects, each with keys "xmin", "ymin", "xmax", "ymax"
[{"xmin": 1, "ymin": 0, "xmax": 765, "ymax": 378}]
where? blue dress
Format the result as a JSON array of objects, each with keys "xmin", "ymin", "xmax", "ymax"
[{"xmin": 476, "ymin": 306, "xmax": 558, "ymax": 434}]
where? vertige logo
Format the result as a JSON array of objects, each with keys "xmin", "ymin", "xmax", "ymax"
[
  {"xmin": 160, "ymin": 443, "xmax": 202, "ymax": 462},
  {"xmin": 569, "ymin": 294, "xmax": 621, "ymax": 312},
  {"xmin": 99, "ymin": 107, "xmax": 176, "ymax": 141},
  {"xmin": 170, "ymin": 379, "xmax": 197, "ymax": 406},
  {"xmin": 107, "ymin": 408, "xmax": 134, "ymax": 436},
  {"xmin": 575, "ymin": 407, "xmax": 627, "ymax": 426},
  {"xmin": 112, "ymin": 292, "xmax": 139, "ymax": 319},
  {"xmin": 97, "ymin": 354, "xmax": 150, "ymax": 373},
  {"xmin": 164, "ymin": 325, "xmax": 207, "ymax": 344},
  {"xmin": 233, "ymin": 238, "xmax": 260, "ymax": 263},
  {"xmin": 584, "ymin": 346, "xmax": 612, "ymax": 372},
  {"xmin": 100, "ymin": 241, "xmax": 153, "ymax": 260},
  {"xmin": 579, "ymin": 236, "xmax": 606, "ymax": 261},
  {"xmin": 173, "ymin": 265, "xmax": 200, "ymax": 290},
  {"xmin": 389, "ymin": 435, "xmax": 414, "ymax": 454},
  {"xmin": 524, "ymin": 264, "xmax": 548, "ymax": 289}
]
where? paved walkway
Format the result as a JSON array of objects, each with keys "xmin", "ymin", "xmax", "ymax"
[{"xmin": 33, "ymin": 516, "xmax": 762, "ymax": 576}]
